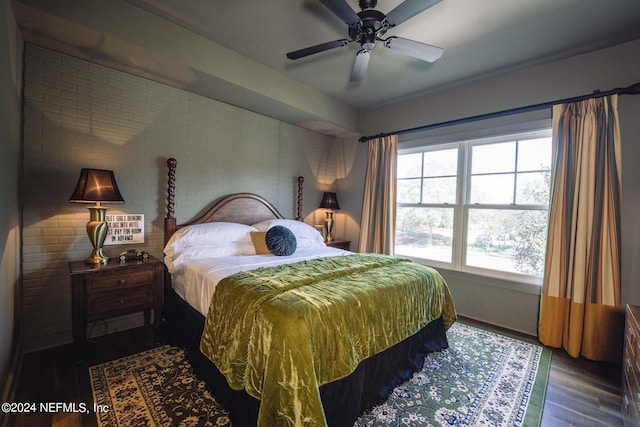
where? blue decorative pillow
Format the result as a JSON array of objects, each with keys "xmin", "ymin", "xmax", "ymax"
[{"xmin": 266, "ymin": 226, "xmax": 297, "ymax": 256}]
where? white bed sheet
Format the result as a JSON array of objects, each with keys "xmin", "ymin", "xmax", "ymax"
[{"xmin": 167, "ymin": 246, "xmax": 351, "ymax": 316}]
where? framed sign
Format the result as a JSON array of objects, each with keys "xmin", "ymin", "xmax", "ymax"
[{"xmin": 105, "ymin": 214, "xmax": 145, "ymax": 245}]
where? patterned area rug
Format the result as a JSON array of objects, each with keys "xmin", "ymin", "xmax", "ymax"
[
  {"xmin": 356, "ymin": 323, "xmax": 551, "ymax": 426},
  {"xmin": 89, "ymin": 346, "xmax": 230, "ymax": 426},
  {"xmin": 89, "ymin": 323, "xmax": 550, "ymax": 427}
]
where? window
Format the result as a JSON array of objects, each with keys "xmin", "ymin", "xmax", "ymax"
[{"xmin": 396, "ymin": 131, "xmax": 552, "ymax": 282}]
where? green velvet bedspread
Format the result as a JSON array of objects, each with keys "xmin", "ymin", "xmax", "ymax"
[{"xmin": 199, "ymin": 254, "xmax": 457, "ymax": 427}]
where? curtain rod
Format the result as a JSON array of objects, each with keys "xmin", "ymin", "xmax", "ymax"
[{"xmin": 359, "ymin": 82, "xmax": 640, "ymax": 143}]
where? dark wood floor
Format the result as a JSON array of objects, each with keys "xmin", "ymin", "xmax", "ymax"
[{"xmin": 8, "ymin": 318, "xmax": 623, "ymax": 427}]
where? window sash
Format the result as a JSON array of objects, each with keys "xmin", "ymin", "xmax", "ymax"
[{"xmin": 396, "ymin": 130, "xmax": 551, "ymax": 283}]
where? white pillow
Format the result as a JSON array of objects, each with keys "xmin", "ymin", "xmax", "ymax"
[
  {"xmin": 165, "ymin": 243, "xmax": 256, "ymax": 272},
  {"xmin": 164, "ymin": 222, "xmax": 258, "ymax": 258},
  {"xmin": 296, "ymin": 238, "xmax": 327, "ymax": 249},
  {"xmin": 176, "ymin": 243, "xmax": 256, "ymax": 262},
  {"xmin": 251, "ymin": 219, "xmax": 325, "ymax": 245}
]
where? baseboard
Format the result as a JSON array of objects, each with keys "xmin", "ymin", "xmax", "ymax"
[
  {"xmin": 0, "ymin": 341, "xmax": 23, "ymax": 427},
  {"xmin": 457, "ymin": 314, "xmax": 538, "ymax": 340}
]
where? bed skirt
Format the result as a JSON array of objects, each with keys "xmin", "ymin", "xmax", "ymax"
[{"xmin": 164, "ymin": 288, "xmax": 449, "ymax": 427}]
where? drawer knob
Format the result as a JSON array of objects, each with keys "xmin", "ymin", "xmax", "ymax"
[
  {"xmin": 119, "ymin": 279, "xmax": 126, "ymax": 285},
  {"xmin": 120, "ymin": 299, "xmax": 125, "ymax": 304}
]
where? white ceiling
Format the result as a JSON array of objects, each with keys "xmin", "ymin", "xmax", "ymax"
[
  {"xmin": 12, "ymin": 0, "xmax": 640, "ymax": 137},
  {"xmin": 122, "ymin": 0, "xmax": 640, "ymax": 110}
]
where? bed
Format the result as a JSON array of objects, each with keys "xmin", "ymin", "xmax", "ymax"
[{"xmin": 162, "ymin": 158, "xmax": 457, "ymax": 427}]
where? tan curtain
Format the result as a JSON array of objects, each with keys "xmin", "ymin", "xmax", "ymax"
[
  {"xmin": 358, "ymin": 135, "xmax": 398, "ymax": 254},
  {"xmin": 538, "ymin": 95, "xmax": 623, "ymax": 363}
]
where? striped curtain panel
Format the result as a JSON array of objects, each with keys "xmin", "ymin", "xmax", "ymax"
[
  {"xmin": 358, "ymin": 135, "xmax": 398, "ymax": 255},
  {"xmin": 538, "ymin": 95, "xmax": 623, "ymax": 363}
]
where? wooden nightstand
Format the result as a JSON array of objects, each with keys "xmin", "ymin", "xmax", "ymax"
[
  {"xmin": 326, "ymin": 239, "xmax": 351, "ymax": 251},
  {"xmin": 69, "ymin": 255, "xmax": 163, "ymax": 347}
]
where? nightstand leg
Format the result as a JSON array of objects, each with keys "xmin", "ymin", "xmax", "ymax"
[
  {"xmin": 153, "ymin": 305, "xmax": 162, "ymax": 343},
  {"xmin": 143, "ymin": 309, "xmax": 151, "ymax": 326}
]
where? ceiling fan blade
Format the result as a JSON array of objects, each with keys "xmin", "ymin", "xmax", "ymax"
[
  {"xmin": 319, "ymin": 0, "xmax": 361, "ymax": 25},
  {"xmin": 385, "ymin": 0, "xmax": 442, "ymax": 27},
  {"xmin": 287, "ymin": 39, "xmax": 351, "ymax": 60},
  {"xmin": 350, "ymin": 49, "xmax": 371, "ymax": 82},
  {"xmin": 383, "ymin": 36, "xmax": 443, "ymax": 62}
]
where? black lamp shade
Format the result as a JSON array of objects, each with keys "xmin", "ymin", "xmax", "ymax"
[
  {"xmin": 319, "ymin": 192, "xmax": 340, "ymax": 210},
  {"xmin": 69, "ymin": 168, "xmax": 125, "ymax": 203}
]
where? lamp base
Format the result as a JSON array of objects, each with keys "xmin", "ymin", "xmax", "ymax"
[
  {"xmin": 85, "ymin": 205, "xmax": 109, "ymax": 265},
  {"xmin": 85, "ymin": 249, "xmax": 109, "ymax": 265},
  {"xmin": 324, "ymin": 211, "xmax": 334, "ymax": 243}
]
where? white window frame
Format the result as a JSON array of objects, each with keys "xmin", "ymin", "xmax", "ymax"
[{"xmin": 396, "ymin": 129, "xmax": 552, "ymax": 285}]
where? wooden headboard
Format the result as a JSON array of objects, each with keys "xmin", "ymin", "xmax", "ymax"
[{"xmin": 164, "ymin": 158, "xmax": 304, "ymax": 245}]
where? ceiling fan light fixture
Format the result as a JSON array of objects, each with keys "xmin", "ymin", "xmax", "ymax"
[{"xmin": 362, "ymin": 41, "xmax": 375, "ymax": 50}]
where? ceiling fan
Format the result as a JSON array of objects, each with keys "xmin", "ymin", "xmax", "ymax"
[{"xmin": 286, "ymin": 0, "xmax": 444, "ymax": 82}]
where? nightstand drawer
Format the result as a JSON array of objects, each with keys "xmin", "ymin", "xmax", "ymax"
[
  {"xmin": 86, "ymin": 268, "xmax": 155, "ymax": 293},
  {"xmin": 623, "ymin": 369, "xmax": 640, "ymax": 423},
  {"xmin": 86, "ymin": 285, "xmax": 153, "ymax": 319}
]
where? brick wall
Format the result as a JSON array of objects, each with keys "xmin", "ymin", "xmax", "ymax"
[{"xmin": 21, "ymin": 44, "xmax": 338, "ymax": 351}]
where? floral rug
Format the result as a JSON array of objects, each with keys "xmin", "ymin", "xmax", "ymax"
[
  {"xmin": 89, "ymin": 323, "xmax": 550, "ymax": 426},
  {"xmin": 89, "ymin": 346, "xmax": 230, "ymax": 426},
  {"xmin": 355, "ymin": 323, "xmax": 551, "ymax": 426}
]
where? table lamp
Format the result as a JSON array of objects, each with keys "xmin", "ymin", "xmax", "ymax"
[
  {"xmin": 319, "ymin": 192, "xmax": 340, "ymax": 242},
  {"xmin": 69, "ymin": 168, "xmax": 125, "ymax": 264}
]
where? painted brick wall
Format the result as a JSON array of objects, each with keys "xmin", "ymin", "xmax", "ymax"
[{"xmin": 21, "ymin": 44, "xmax": 338, "ymax": 352}]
